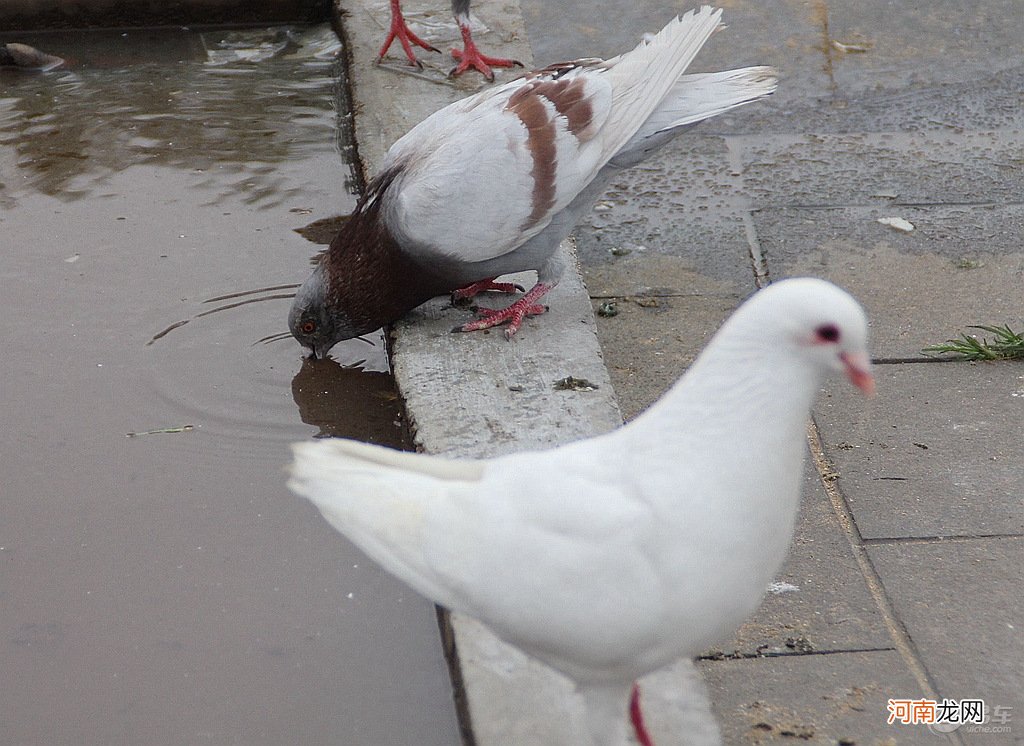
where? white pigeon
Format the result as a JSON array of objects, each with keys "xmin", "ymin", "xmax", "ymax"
[
  {"xmin": 289, "ymin": 7, "xmax": 778, "ymax": 358},
  {"xmin": 288, "ymin": 278, "xmax": 875, "ymax": 746}
]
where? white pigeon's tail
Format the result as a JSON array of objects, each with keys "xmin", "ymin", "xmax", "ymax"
[
  {"xmin": 289, "ymin": 439, "xmax": 485, "ymax": 610},
  {"xmin": 611, "ymin": 65, "xmax": 778, "ymax": 168}
]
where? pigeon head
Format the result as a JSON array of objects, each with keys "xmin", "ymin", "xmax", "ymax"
[
  {"xmin": 288, "ymin": 262, "xmax": 364, "ymax": 360},
  {"xmin": 741, "ymin": 278, "xmax": 874, "ymax": 395}
]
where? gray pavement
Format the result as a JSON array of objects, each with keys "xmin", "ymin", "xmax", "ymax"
[{"xmin": 352, "ymin": 0, "xmax": 1024, "ymax": 743}]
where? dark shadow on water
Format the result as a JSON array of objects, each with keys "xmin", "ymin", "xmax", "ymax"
[{"xmin": 291, "ymin": 356, "xmax": 405, "ymax": 446}]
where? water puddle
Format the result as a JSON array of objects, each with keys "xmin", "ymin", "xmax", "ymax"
[{"xmin": 1, "ymin": 23, "xmax": 460, "ymax": 745}]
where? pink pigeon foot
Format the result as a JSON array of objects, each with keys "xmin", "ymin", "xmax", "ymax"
[
  {"xmin": 378, "ymin": 0, "xmax": 440, "ymax": 67},
  {"xmin": 451, "ymin": 278, "xmax": 525, "ymax": 303},
  {"xmin": 630, "ymin": 683, "xmax": 655, "ymax": 746},
  {"xmin": 453, "ymin": 282, "xmax": 552, "ymax": 339},
  {"xmin": 449, "ymin": 21, "xmax": 523, "ymax": 80}
]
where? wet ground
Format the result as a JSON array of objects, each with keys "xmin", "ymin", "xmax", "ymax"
[{"xmin": 0, "ymin": 24, "xmax": 461, "ymax": 745}]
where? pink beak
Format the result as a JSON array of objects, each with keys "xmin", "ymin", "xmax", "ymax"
[{"xmin": 840, "ymin": 350, "xmax": 875, "ymax": 396}]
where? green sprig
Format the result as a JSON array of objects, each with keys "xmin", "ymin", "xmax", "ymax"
[{"xmin": 923, "ymin": 324, "xmax": 1024, "ymax": 361}]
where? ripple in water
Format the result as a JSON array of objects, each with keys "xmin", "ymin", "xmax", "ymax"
[{"xmin": 1, "ymin": 23, "xmax": 403, "ymax": 453}]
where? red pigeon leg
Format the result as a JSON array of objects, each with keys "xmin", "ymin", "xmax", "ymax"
[
  {"xmin": 630, "ymin": 683, "xmax": 655, "ymax": 746},
  {"xmin": 449, "ymin": 4, "xmax": 523, "ymax": 80},
  {"xmin": 377, "ymin": 0, "xmax": 440, "ymax": 67},
  {"xmin": 453, "ymin": 282, "xmax": 552, "ymax": 340},
  {"xmin": 451, "ymin": 278, "xmax": 525, "ymax": 301}
]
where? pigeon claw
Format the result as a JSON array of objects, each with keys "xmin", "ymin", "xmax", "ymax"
[
  {"xmin": 448, "ymin": 49, "xmax": 523, "ymax": 81},
  {"xmin": 448, "ymin": 24, "xmax": 522, "ymax": 80},
  {"xmin": 455, "ymin": 301, "xmax": 547, "ymax": 338},
  {"xmin": 451, "ymin": 278, "xmax": 526, "ymax": 305},
  {"xmin": 378, "ymin": 0, "xmax": 440, "ymax": 67}
]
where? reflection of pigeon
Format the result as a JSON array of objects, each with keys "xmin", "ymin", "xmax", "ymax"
[
  {"xmin": 290, "ymin": 357, "xmax": 401, "ymax": 443},
  {"xmin": 290, "ymin": 8, "xmax": 777, "ymax": 358},
  {"xmin": 378, "ymin": 0, "xmax": 522, "ymax": 80},
  {"xmin": 289, "ymin": 278, "xmax": 875, "ymax": 746},
  {"xmin": 0, "ymin": 43, "xmax": 64, "ymax": 71}
]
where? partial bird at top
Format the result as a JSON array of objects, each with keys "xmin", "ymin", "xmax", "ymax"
[
  {"xmin": 290, "ymin": 7, "xmax": 777, "ymax": 359},
  {"xmin": 289, "ymin": 278, "xmax": 876, "ymax": 746},
  {"xmin": 377, "ymin": 0, "xmax": 523, "ymax": 80}
]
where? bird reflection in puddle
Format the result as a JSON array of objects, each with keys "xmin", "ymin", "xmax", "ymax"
[{"xmin": 291, "ymin": 356, "xmax": 406, "ymax": 445}]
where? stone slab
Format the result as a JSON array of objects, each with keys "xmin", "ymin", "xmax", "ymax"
[
  {"xmin": 868, "ymin": 538, "xmax": 1024, "ymax": 743},
  {"xmin": 700, "ymin": 649, "xmax": 935, "ymax": 745},
  {"xmin": 815, "ymin": 361, "xmax": 1024, "ymax": 540},
  {"xmin": 715, "ymin": 464, "xmax": 893, "ymax": 659},
  {"xmin": 519, "ymin": 0, "xmax": 829, "ymax": 129},
  {"xmin": 391, "ymin": 254, "xmax": 623, "ymax": 458},
  {"xmin": 825, "ymin": 0, "xmax": 1024, "ymax": 97},
  {"xmin": 735, "ymin": 132, "xmax": 1024, "ymax": 209},
  {"xmin": 583, "ymin": 252, "xmax": 746, "ymax": 421},
  {"xmin": 575, "ymin": 134, "xmax": 764, "ymax": 293},
  {"xmin": 752, "ymin": 205, "xmax": 1024, "ymax": 360}
]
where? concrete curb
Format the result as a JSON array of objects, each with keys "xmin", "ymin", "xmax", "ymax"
[{"xmin": 336, "ymin": 1, "xmax": 720, "ymax": 742}]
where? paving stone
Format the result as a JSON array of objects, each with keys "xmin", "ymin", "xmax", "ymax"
[
  {"xmin": 751, "ymin": 205, "xmax": 1024, "ymax": 359},
  {"xmin": 868, "ymin": 537, "xmax": 1024, "ymax": 743},
  {"xmin": 735, "ymin": 132, "xmax": 1024, "ymax": 208},
  {"xmin": 815, "ymin": 362, "xmax": 1024, "ymax": 540},
  {"xmin": 701, "ymin": 649, "xmax": 933, "ymax": 745},
  {"xmin": 520, "ymin": 0, "xmax": 830, "ymax": 118},
  {"xmin": 583, "ymin": 252, "xmax": 746, "ymax": 420},
  {"xmin": 715, "ymin": 465, "xmax": 893, "ymax": 659},
  {"xmin": 825, "ymin": 0, "xmax": 1024, "ymax": 97},
  {"xmin": 575, "ymin": 135, "xmax": 762, "ymax": 292}
]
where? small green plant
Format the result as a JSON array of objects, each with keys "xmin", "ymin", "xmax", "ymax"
[{"xmin": 923, "ymin": 324, "xmax": 1024, "ymax": 361}]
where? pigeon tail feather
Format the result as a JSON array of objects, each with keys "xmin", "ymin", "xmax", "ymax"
[
  {"xmin": 289, "ymin": 439, "xmax": 485, "ymax": 610},
  {"xmin": 596, "ymin": 6, "xmax": 724, "ymax": 164},
  {"xmin": 652, "ymin": 66, "xmax": 778, "ymax": 134},
  {"xmin": 611, "ymin": 65, "xmax": 778, "ymax": 168}
]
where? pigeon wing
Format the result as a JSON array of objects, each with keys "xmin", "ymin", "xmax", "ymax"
[{"xmin": 380, "ymin": 66, "xmax": 614, "ymax": 264}]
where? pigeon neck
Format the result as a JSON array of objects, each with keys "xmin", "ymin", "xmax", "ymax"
[
  {"xmin": 626, "ymin": 331, "xmax": 820, "ymax": 476},
  {"xmin": 323, "ymin": 170, "xmax": 448, "ymax": 336}
]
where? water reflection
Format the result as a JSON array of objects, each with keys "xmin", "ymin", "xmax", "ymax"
[
  {"xmin": 0, "ymin": 25, "xmax": 356, "ymax": 204},
  {"xmin": 292, "ymin": 356, "xmax": 405, "ymax": 444}
]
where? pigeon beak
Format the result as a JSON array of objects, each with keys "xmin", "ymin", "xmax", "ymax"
[{"xmin": 840, "ymin": 350, "xmax": 875, "ymax": 397}]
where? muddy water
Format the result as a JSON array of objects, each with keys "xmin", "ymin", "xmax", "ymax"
[{"xmin": 0, "ymin": 26, "xmax": 460, "ymax": 745}]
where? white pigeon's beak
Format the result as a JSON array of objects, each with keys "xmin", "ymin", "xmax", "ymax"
[{"xmin": 840, "ymin": 350, "xmax": 875, "ymax": 397}]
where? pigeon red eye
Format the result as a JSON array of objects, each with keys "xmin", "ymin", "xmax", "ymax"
[
  {"xmin": 815, "ymin": 324, "xmax": 840, "ymax": 343},
  {"xmin": 300, "ymin": 320, "xmax": 316, "ymax": 335}
]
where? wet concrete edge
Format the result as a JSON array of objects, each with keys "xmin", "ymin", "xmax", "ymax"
[{"xmin": 334, "ymin": 0, "xmax": 720, "ymax": 743}]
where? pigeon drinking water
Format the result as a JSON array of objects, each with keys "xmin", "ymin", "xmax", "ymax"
[
  {"xmin": 288, "ymin": 278, "xmax": 875, "ymax": 745},
  {"xmin": 289, "ymin": 7, "xmax": 777, "ymax": 358}
]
